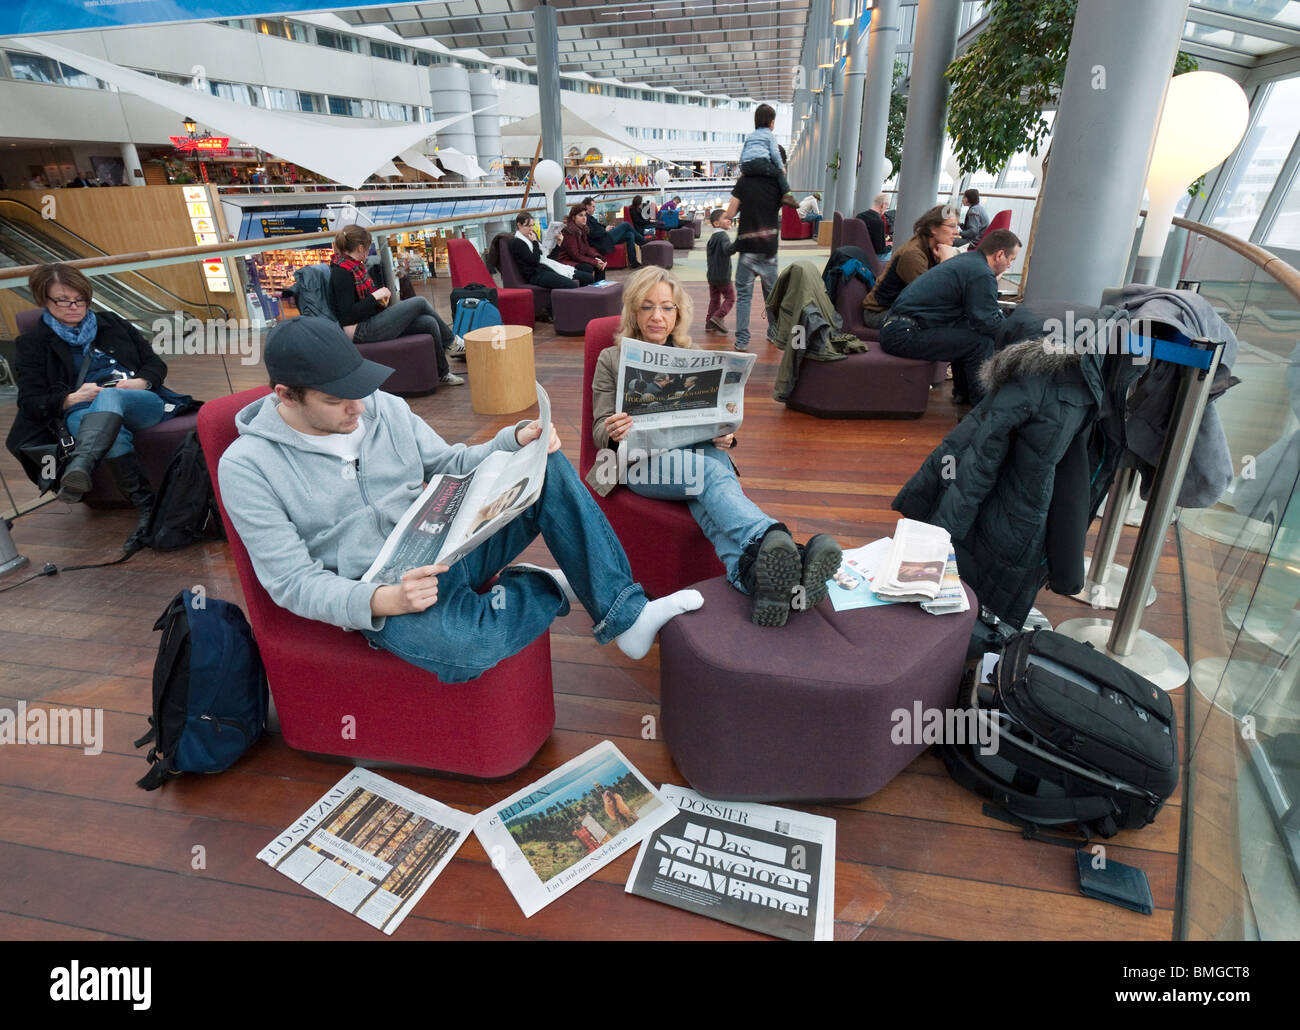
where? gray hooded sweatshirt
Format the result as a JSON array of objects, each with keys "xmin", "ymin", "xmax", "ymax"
[{"xmin": 218, "ymin": 391, "xmax": 523, "ymax": 632}]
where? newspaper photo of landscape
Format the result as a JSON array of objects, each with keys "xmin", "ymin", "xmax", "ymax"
[{"xmin": 475, "ymin": 741, "xmax": 675, "ymax": 916}]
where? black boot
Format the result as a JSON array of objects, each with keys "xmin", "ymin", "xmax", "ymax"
[
  {"xmin": 57, "ymin": 411, "xmax": 123, "ymax": 503},
  {"xmin": 106, "ymin": 452, "xmax": 155, "ymax": 555},
  {"xmin": 796, "ymin": 534, "xmax": 843, "ymax": 611},
  {"xmin": 737, "ymin": 522, "xmax": 801, "ymax": 628}
]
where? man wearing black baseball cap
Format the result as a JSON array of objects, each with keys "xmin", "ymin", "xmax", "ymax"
[{"xmin": 218, "ymin": 317, "xmax": 701, "ymax": 682}]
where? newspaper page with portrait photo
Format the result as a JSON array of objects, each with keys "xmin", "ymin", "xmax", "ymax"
[
  {"xmin": 361, "ymin": 383, "xmax": 551, "ymax": 584},
  {"xmin": 873, "ymin": 518, "xmax": 954, "ymax": 603},
  {"xmin": 256, "ymin": 768, "xmax": 475, "ymax": 935},
  {"xmin": 617, "ymin": 337, "xmax": 757, "ymax": 454},
  {"xmin": 474, "ymin": 739, "xmax": 675, "ymax": 917},
  {"xmin": 624, "ymin": 785, "xmax": 836, "ymax": 941}
]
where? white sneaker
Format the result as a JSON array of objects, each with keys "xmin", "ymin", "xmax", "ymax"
[
  {"xmin": 448, "ymin": 335, "xmax": 467, "ymax": 357},
  {"xmin": 439, "ymin": 372, "xmax": 465, "ymax": 386}
]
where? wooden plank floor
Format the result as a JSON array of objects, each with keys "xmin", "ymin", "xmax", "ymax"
[{"xmin": 0, "ymin": 238, "xmax": 1185, "ymax": 940}]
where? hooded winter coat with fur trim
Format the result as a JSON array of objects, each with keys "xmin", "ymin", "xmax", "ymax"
[{"xmin": 893, "ymin": 338, "xmax": 1105, "ymax": 629}]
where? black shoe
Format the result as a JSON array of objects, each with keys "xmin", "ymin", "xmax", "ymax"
[
  {"xmin": 106, "ymin": 452, "xmax": 155, "ymax": 554},
  {"xmin": 629, "ymin": 261, "xmax": 643, "ymax": 269},
  {"xmin": 796, "ymin": 534, "xmax": 842, "ymax": 611},
  {"xmin": 738, "ymin": 523, "xmax": 801, "ymax": 627},
  {"xmin": 57, "ymin": 411, "xmax": 123, "ymax": 503}
]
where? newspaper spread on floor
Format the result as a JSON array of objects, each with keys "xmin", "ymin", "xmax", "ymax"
[
  {"xmin": 475, "ymin": 740, "xmax": 675, "ymax": 917},
  {"xmin": 362, "ymin": 383, "xmax": 550, "ymax": 583},
  {"xmin": 618, "ymin": 337, "xmax": 756, "ymax": 453},
  {"xmin": 873, "ymin": 518, "xmax": 953, "ymax": 603},
  {"xmin": 624, "ymin": 785, "xmax": 836, "ymax": 941},
  {"xmin": 256, "ymin": 768, "xmax": 474, "ymax": 935}
]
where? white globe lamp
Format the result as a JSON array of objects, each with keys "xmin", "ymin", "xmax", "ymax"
[{"xmin": 533, "ymin": 158, "xmax": 564, "ymax": 221}]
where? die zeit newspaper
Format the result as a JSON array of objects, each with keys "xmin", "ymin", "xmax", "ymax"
[
  {"xmin": 625, "ymin": 785, "xmax": 836, "ymax": 940},
  {"xmin": 362, "ymin": 383, "xmax": 550, "ymax": 584},
  {"xmin": 617, "ymin": 337, "xmax": 756, "ymax": 453}
]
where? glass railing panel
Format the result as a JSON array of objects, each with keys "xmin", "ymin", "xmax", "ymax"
[{"xmin": 1176, "ymin": 230, "xmax": 1300, "ymax": 939}]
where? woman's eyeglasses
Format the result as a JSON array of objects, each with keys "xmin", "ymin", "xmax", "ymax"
[
  {"xmin": 48, "ymin": 296, "xmax": 88, "ymax": 309},
  {"xmin": 638, "ymin": 303, "xmax": 677, "ymax": 316}
]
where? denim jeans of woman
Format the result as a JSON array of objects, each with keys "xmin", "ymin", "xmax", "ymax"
[
  {"xmin": 351, "ymin": 297, "xmax": 451, "ymax": 377},
  {"xmin": 363, "ymin": 452, "xmax": 648, "ymax": 682},
  {"xmin": 624, "ymin": 443, "xmax": 773, "ymax": 592},
  {"xmin": 65, "ymin": 386, "xmax": 165, "ymax": 458}
]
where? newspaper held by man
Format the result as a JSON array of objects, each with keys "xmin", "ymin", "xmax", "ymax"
[
  {"xmin": 475, "ymin": 739, "xmax": 675, "ymax": 917},
  {"xmin": 625, "ymin": 785, "xmax": 837, "ymax": 941},
  {"xmin": 873, "ymin": 518, "xmax": 954, "ymax": 603},
  {"xmin": 362, "ymin": 383, "xmax": 550, "ymax": 584},
  {"xmin": 617, "ymin": 337, "xmax": 757, "ymax": 453},
  {"xmin": 256, "ymin": 768, "xmax": 474, "ymax": 935}
]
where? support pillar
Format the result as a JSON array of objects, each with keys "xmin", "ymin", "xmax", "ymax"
[
  {"xmin": 119, "ymin": 142, "xmax": 145, "ymax": 187},
  {"xmin": 854, "ymin": 0, "xmax": 900, "ymax": 213},
  {"xmin": 832, "ymin": 8, "xmax": 869, "ymax": 215},
  {"xmin": 1024, "ymin": 0, "xmax": 1190, "ymax": 305},
  {"xmin": 533, "ymin": 1, "xmax": 567, "ymax": 220},
  {"xmin": 894, "ymin": 0, "xmax": 961, "ymax": 238}
]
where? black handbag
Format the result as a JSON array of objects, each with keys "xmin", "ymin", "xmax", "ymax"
[{"xmin": 18, "ymin": 344, "xmax": 93, "ymax": 493}]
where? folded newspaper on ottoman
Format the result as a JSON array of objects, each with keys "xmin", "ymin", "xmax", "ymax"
[
  {"xmin": 873, "ymin": 518, "xmax": 953, "ymax": 603},
  {"xmin": 618, "ymin": 337, "xmax": 756, "ymax": 453},
  {"xmin": 475, "ymin": 740, "xmax": 675, "ymax": 917},
  {"xmin": 256, "ymin": 768, "xmax": 474, "ymax": 935},
  {"xmin": 625, "ymin": 785, "xmax": 836, "ymax": 940},
  {"xmin": 362, "ymin": 383, "xmax": 550, "ymax": 584}
]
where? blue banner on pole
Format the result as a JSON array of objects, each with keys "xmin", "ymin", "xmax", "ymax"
[{"xmin": 1, "ymin": 3, "xmax": 389, "ymax": 38}]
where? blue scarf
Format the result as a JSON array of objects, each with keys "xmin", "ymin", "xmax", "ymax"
[{"xmin": 42, "ymin": 309, "xmax": 99, "ymax": 350}]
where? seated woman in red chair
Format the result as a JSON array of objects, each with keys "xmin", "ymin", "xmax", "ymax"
[
  {"xmin": 588, "ymin": 266, "xmax": 842, "ymax": 628},
  {"xmin": 508, "ymin": 212, "xmax": 583, "ymax": 291},
  {"xmin": 555, "ymin": 205, "xmax": 606, "ymax": 286}
]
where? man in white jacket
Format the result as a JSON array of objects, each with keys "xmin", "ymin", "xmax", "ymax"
[{"xmin": 218, "ymin": 317, "xmax": 700, "ymax": 682}]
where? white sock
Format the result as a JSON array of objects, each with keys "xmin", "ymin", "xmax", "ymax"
[
  {"xmin": 513, "ymin": 563, "xmax": 579, "ymax": 605},
  {"xmin": 615, "ymin": 590, "xmax": 704, "ymax": 661}
]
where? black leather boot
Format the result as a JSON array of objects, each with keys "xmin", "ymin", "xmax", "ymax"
[
  {"xmin": 57, "ymin": 411, "xmax": 123, "ymax": 503},
  {"xmin": 736, "ymin": 522, "xmax": 801, "ymax": 628},
  {"xmin": 106, "ymin": 452, "xmax": 155, "ymax": 555},
  {"xmin": 796, "ymin": 534, "xmax": 843, "ymax": 611}
]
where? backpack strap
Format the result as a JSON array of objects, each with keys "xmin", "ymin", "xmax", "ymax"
[{"xmin": 940, "ymin": 740, "xmax": 1123, "ymax": 833}]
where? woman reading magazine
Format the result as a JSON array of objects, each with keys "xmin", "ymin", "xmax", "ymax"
[{"xmin": 588, "ymin": 266, "xmax": 841, "ymax": 627}]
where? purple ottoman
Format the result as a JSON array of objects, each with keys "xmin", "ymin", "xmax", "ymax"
[
  {"xmin": 786, "ymin": 348, "xmax": 933, "ymax": 419},
  {"xmin": 552, "ymin": 282, "xmax": 624, "ymax": 336},
  {"xmin": 659, "ymin": 576, "xmax": 977, "ymax": 801},
  {"xmin": 355, "ymin": 333, "xmax": 440, "ymax": 396},
  {"xmin": 668, "ymin": 227, "xmax": 695, "ymax": 250},
  {"xmin": 691, "ymin": 217, "xmax": 703, "ymax": 238},
  {"xmin": 83, "ymin": 412, "xmax": 199, "ymax": 508},
  {"xmin": 641, "ymin": 241, "xmax": 674, "ymax": 269}
]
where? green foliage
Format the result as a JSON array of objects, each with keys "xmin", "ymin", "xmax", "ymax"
[
  {"xmin": 945, "ymin": 0, "xmax": 1078, "ymax": 176},
  {"xmin": 886, "ymin": 60, "xmax": 908, "ymax": 180},
  {"xmin": 946, "ymin": 0, "xmax": 1204, "ymax": 180}
]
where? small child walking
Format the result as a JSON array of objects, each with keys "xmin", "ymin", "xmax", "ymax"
[{"xmin": 705, "ymin": 209, "xmax": 737, "ymax": 334}]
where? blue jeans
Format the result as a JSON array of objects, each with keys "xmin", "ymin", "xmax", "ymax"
[
  {"xmin": 881, "ymin": 316, "xmax": 994, "ymax": 404},
  {"xmin": 604, "ymin": 222, "xmax": 640, "ymax": 265},
  {"xmin": 363, "ymin": 452, "xmax": 648, "ymax": 682},
  {"xmin": 353, "ymin": 297, "xmax": 450, "ymax": 377},
  {"xmin": 626, "ymin": 444, "xmax": 773, "ymax": 592},
  {"xmin": 65, "ymin": 386, "xmax": 165, "ymax": 459},
  {"xmin": 734, "ymin": 252, "xmax": 779, "ymax": 350}
]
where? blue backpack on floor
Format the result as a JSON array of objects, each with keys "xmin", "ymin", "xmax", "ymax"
[
  {"xmin": 453, "ymin": 296, "xmax": 503, "ymax": 336},
  {"xmin": 134, "ymin": 590, "xmax": 268, "ymax": 790}
]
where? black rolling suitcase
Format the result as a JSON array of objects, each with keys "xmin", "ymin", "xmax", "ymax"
[{"xmin": 941, "ymin": 629, "xmax": 1179, "ymax": 839}]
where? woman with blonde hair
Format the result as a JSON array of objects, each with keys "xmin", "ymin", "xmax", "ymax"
[
  {"xmin": 328, "ymin": 223, "xmax": 463, "ymax": 386},
  {"xmin": 588, "ymin": 266, "xmax": 841, "ymax": 627}
]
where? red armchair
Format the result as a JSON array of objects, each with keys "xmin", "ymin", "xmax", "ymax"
[
  {"xmin": 977, "ymin": 209, "xmax": 1013, "ymax": 245},
  {"xmin": 198, "ymin": 387, "xmax": 555, "ymax": 778},
  {"xmin": 447, "ymin": 238, "xmax": 535, "ymax": 328},
  {"xmin": 580, "ymin": 317, "xmax": 725, "ymax": 597},
  {"xmin": 781, "ymin": 205, "xmax": 815, "ymax": 240}
]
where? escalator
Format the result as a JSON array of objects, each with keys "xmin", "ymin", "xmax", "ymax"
[{"xmin": 0, "ymin": 199, "xmax": 231, "ymax": 330}]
